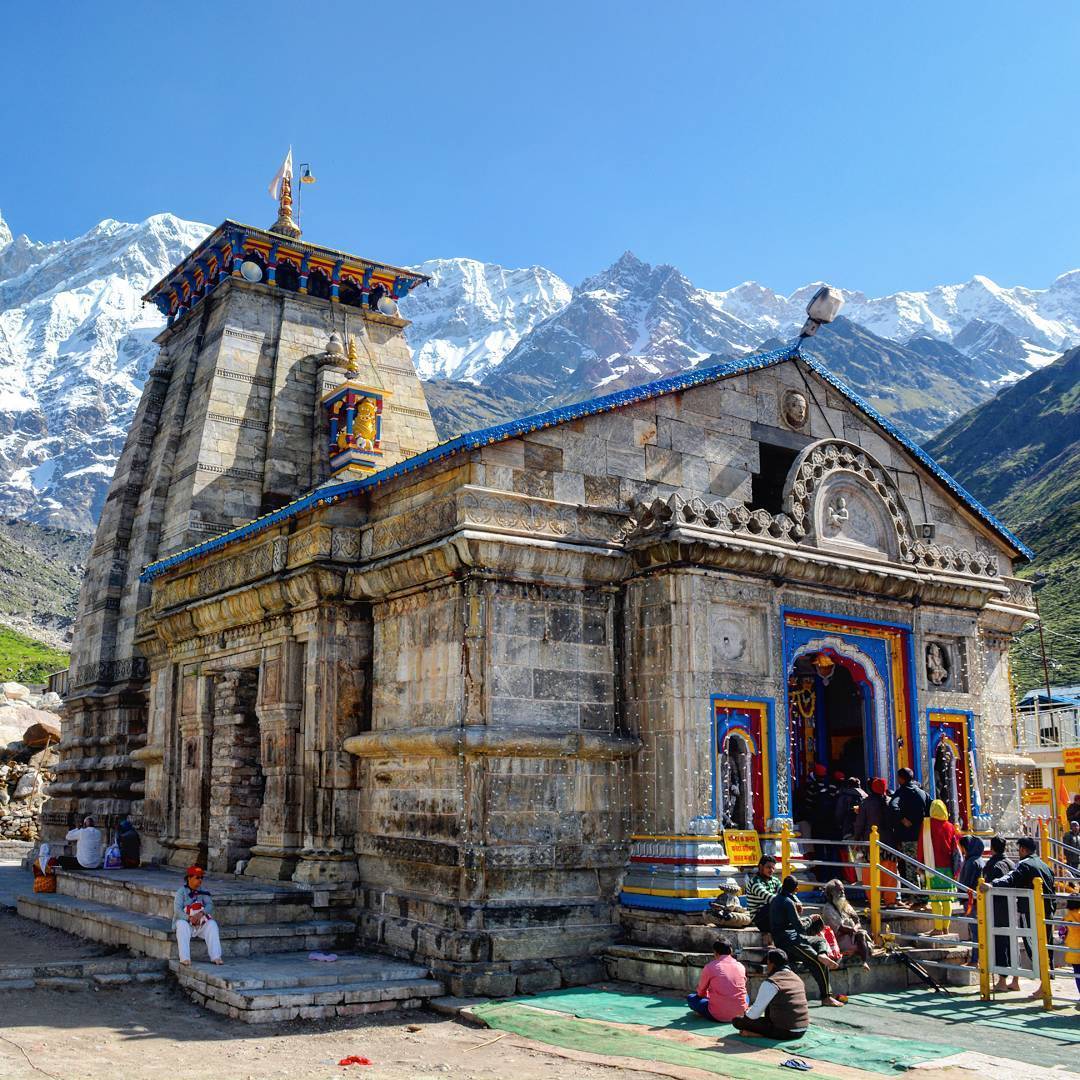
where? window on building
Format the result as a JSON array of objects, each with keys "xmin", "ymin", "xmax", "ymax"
[
  {"xmin": 340, "ymin": 280, "xmax": 364, "ymax": 308},
  {"xmin": 308, "ymin": 268, "xmax": 331, "ymax": 300},
  {"xmin": 276, "ymin": 260, "xmax": 300, "ymax": 292},
  {"xmin": 748, "ymin": 442, "xmax": 801, "ymax": 515}
]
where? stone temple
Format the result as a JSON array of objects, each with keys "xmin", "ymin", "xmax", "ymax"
[{"xmin": 40, "ymin": 181, "xmax": 1038, "ymax": 997}]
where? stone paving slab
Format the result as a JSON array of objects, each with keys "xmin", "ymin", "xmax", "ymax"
[
  {"xmin": 171, "ymin": 951, "xmax": 434, "ymax": 990},
  {"xmin": 170, "ymin": 949, "xmax": 444, "ymax": 1024}
]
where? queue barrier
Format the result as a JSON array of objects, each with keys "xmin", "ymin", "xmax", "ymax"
[{"xmin": 773, "ymin": 824, "xmax": 1060, "ymax": 1009}]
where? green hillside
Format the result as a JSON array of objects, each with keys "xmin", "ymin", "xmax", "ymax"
[
  {"xmin": 0, "ymin": 624, "xmax": 69, "ymax": 684},
  {"xmin": 927, "ymin": 347, "xmax": 1080, "ymax": 691}
]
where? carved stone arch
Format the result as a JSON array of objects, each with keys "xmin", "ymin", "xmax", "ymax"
[{"xmin": 782, "ymin": 439, "xmax": 916, "ymax": 563}]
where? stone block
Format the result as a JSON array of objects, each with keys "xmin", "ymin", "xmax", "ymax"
[
  {"xmin": 92, "ymin": 972, "xmax": 132, "ymax": 987},
  {"xmin": 469, "ymin": 971, "xmax": 517, "ymax": 997},
  {"xmin": 515, "ymin": 967, "xmax": 563, "ymax": 993}
]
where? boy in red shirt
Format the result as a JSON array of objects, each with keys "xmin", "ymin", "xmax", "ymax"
[{"xmin": 687, "ymin": 937, "xmax": 749, "ymax": 1022}]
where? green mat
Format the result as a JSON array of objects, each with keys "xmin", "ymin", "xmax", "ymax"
[
  {"xmin": 482, "ymin": 987, "xmax": 961, "ymax": 1074},
  {"xmin": 473, "ymin": 1002, "xmax": 845, "ymax": 1080},
  {"xmin": 854, "ymin": 990, "xmax": 1080, "ymax": 1045}
]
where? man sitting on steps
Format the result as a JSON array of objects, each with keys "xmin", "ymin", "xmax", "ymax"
[
  {"xmin": 732, "ymin": 948, "xmax": 810, "ymax": 1041},
  {"xmin": 173, "ymin": 865, "xmax": 223, "ymax": 966}
]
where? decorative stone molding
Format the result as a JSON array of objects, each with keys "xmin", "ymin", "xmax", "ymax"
[
  {"xmin": 784, "ymin": 439, "xmax": 915, "ymax": 559},
  {"xmin": 624, "ymin": 493, "xmax": 798, "ymax": 547},
  {"xmin": 343, "ymin": 724, "xmax": 639, "ymax": 761},
  {"xmin": 72, "ymin": 656, "xmax": 149, "ymax": 689}
]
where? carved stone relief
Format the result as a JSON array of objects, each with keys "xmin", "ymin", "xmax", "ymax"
[
  {"xmin": 782, "ymin": 389, "xmax": 808, "ymax": 430},
  {"xmin": 785, "ymin": 439, "xmax": 915, "ymax": 561},
  {"xmin": 926, "ymin": 642, "xmax": 951, "ymax": 686}
]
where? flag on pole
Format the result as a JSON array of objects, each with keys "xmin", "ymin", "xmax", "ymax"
[{"xmin": 269, "ymin": 147, "xmax": 294, "ymax": 201}]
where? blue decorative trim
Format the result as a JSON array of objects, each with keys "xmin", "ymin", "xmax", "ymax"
[
  {"xmin": 780, "ymin": 608, "xmax": 916, "ymax": 795},
  {"xmin": 617, "ymin": 892, "xmax": 712, "ymax": 913},
  {"xmin": 926, "ymin": 708, "xmax": 979, "ymax": 819},
  {"xmin": 709, "ymin": 695, "xmax": 776, "ymax": 825},
  {"xmin": 798, "ymin": 356, "xmax": 1032, "ymax": 560},
  {"xmin": 140, "ymin": 338, "xmax": 1031, "ymax": 581}
]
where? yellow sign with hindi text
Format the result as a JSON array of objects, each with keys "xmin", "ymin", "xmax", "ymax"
[
  {"xmin": 723, "ymin": 830, "xmax": 763, "ymax": 866},
  {"xmin": 1022, "ymin": 787, "xmax": 1052, "ymax": 805},
  {"xmin": 1063, "ymin": 747, "xmax": 1080, "ymax": 772}
]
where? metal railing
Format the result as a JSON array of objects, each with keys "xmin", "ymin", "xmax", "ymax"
[
  {"xmin": 771, "ymin": 824, "xmax": 1066, "ymax": 1009},
  {"xmin": 1015, "ymin": 703, "xmax": 1080, "ymax": 750}
]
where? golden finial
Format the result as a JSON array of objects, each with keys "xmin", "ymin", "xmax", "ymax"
[
  {"xmin": 268, "ymin": 148, "xmax": 302, "ymax": 239},
  {"xmin": 346, "ymin": 336, "xmax": 360, "ymax": 375}
]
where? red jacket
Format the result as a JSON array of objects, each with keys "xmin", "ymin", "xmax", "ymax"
[{"xmin": 921, "ymin": 817, "xmax": 961, "ymax": 869}]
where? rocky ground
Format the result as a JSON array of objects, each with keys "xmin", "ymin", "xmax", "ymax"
[{"xmin": 1, "ymin": 680, "xmax": 62, "ymax": 842}]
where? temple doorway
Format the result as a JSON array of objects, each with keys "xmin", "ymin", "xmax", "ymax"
[{"xmin": 789, "ymin": 649, "xmax": 875, "ymax": 785}]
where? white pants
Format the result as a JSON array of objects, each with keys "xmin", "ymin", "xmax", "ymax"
[{"xmin": 175, "ymin": 918, "xmax": 222, "ymax": 962}]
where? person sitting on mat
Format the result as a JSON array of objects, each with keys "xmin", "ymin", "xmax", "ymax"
[
  {"xmin": 732, "ymin": 948, "xmax": 810, "ymax": 1041},
  {"xmin": 173, "ymin": 865, "xmax": 223, "ymax": 966},
  {"xmin": 769, "ymin": 875, "xmax": 845, "ymax": 1006},
  {"xmin": 686, "ymin": 936, "xmax": 749, "ymax": 1022}
]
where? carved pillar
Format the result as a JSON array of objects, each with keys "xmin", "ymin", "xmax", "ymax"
[
  {"xmin": 206, "ymin": 669, "xmax": 263, "ymax": 873},
  {"xmin": 168, "ymin": 666, "xmax": 211, "ymax": 868},
  {"xmin": 245, "ymin": 642, "xmax": 306, "ymax": 881},
  {"xmin": 292, "ymin": 605, "xmax": 367, "ymax": 885}
]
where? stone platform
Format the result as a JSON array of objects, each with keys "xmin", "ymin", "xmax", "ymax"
[
  {"xmin": 15, "ymin": 866, "xmax": 443, "ymax": 1021},
  {"xmin": 172, "ymin": 952, "xmax": 442, "ymax": 1024},
  {"xmin": 608, "ymin": 905, "xmax": 976, "ymax": 997},
  {"xmin": 18, "ymin": 867, "xmax": 354, "ymax": 959}
]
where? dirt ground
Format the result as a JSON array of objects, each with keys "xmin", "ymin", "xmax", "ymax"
[
  {"xmin": 0, "ymin": 982, "xmax": 662, "ymax": 1080},
  {"xmin": 0, "ymin": 909, "xmax": 121, "ymax": 964}
]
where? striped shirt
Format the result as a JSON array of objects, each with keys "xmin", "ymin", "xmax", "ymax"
[{"xmin": 743, "ymin": 872, "xmax": 780, "ymax": 914}]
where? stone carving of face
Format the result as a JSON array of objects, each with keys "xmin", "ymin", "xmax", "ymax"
[
  {"xmin": 783, "ymin": 389, "xmax": 808, "ymax": 429},
  {"xmin": 926, "ymin": 642, "xmax": 950, "ymax": 686}
]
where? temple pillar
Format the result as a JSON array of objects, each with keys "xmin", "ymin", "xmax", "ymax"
[
  {"xmin": 245, "ymin": 642, "xmax": 306, "ymax": 881},
  {"xmin": 292, "ymin": 604, "xmax": 368, "ymax": 886},
  {"xmin": 168, "ymin": 667, "xmax": 212, "ymax": 868}
]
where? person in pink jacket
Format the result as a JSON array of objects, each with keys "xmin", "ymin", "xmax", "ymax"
[{"xmin": 687, "ymin": 937, "xmax": 749, "ymax": 1022}]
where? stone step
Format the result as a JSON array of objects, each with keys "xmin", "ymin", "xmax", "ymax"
[
  {"xmin": 54, "ymin": 868, "xmax": 325, "ymax": 925},
  {"xmin": 0, "ymin": 956, "xmax": 166, "ymax": 985},
  {"xmin": 601, "ymin": 941, "xmax": 976, "ymax": 997},
  {"xmin": 17, "ymin": 893, "xmax": 354, "ymax": 960},
  {"xmin": 172, "ymin": 952, "xmax": 444, "ymax": 1024}
]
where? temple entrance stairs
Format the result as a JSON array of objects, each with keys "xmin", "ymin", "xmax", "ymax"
[
  {"xmin": 603, "ymin": 907, "xmax": 976, "ymax": 998},
  {"xmin": 17, "ymin": 867, "xmax": 444, "ymax": 1022}
]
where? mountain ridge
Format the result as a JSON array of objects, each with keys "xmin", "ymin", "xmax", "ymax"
[{"xmin": 4, "ymin": 206, "xmax": 1080, "ymax": 536}]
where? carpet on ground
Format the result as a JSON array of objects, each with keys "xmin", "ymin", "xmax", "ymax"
[{"xmin": 476, "ymin": 987, "xmax": 961, "ymax": 1074}]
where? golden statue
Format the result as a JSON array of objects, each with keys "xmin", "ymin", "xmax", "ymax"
[{"xmin": 355, "ymin": 397, "xmax": 378, "ymax": 449}]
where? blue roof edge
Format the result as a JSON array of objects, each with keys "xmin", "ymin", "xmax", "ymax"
[{"xmin": 139, "ymin": 338, "xmax": 1031, "ymax": 581}]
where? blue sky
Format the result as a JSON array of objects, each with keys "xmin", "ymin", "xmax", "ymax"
[{"xmin": 3, "ymin": 2, "xmax": 1080, "ymax": 294}]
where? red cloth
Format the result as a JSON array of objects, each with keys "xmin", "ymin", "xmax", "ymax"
[
  {"xmin": 921, "ymin": 818, "xmax": 962, "ymax": 867},
  {"xmin": 695, "ymin": 955, "xmax": 748, "ymax": 1022}
]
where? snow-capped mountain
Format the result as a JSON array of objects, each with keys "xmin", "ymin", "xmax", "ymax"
[
  {"xmin": 483, "ymin": 252, "xmax": 762, "ymax": 404},
  {"xmin": 401, "ymin": 258, "xmax": 571, "ymax": 382},
  {"xmin": 4, "ymin": 203, "xmax": 1080, "ymax": 534},
  {"xmin": 715, "ymin": 276, "xmax": 1074, "ymax": 363},
  {"xmin": 0, "ymin": 210, "xmax": 211, "ymax": 531}
]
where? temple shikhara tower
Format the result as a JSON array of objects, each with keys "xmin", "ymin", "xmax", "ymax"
[{"xmin": 39, "ymin": 165, "xmax": 1039, "ymax": 1001}]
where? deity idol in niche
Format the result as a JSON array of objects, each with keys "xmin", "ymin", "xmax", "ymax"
[{"xmin": 355, "ymin": 397, "xmax": 379, "ymax": 450}]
